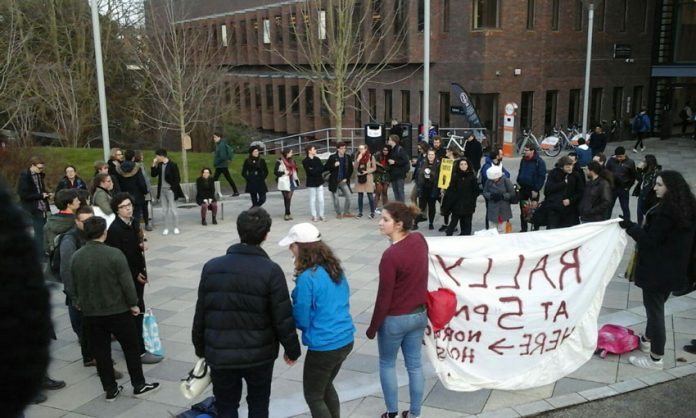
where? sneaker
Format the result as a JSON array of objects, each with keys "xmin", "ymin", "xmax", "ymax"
[
  {"xmin": 319, "ymin": 216, "xmax": 326, "ymax": 222},
  {"xmin": 173, "ymin": 228, "xmax": 181, "ymax": 235},
  {"xmin": 629, "ymin": 355, "xmax": 663, "ymax": 370},
  {"xmin": 162, "ymin": 229, "xmax": 169, "ymax": 236},
  {"xmin": 133, "ymin": 382, "xmax": 160, "ymax": 396},
  {"xmin": 140, "ymin": 352, "xmax": 164, "ymax": 364},
  {"xmin": 438, "ymin": 224, "xmax": 448, "ymax": 232},
  {"xmin": 42, "ymin": 376, "xmax": 66, "ymax": 390},
  {"xmin": 356, "ymin": 213, "xmax": 363, "ymax": 218},
  {"xmin": 369, "ymin": 213, "xmax": 375, "ymax": 219},
  {"xmin": 284, "ymin": 214, "xmax": 291, "ymax": 221},
  {"xmin": 641, "ymin": 147, "xmax": 645, "ymax": 151},
  {"xmin": 375, "ymin": 208, "xmax": 382, "ymax": 214},
  {"xmin": 639, "ymin": 335, "xmax": 651, "ymax": 353},
  {"xmin": 106, "ymin": 385, "xmax": 123, "ymax": 402},
  {"xmin": 311, "ymin": 216, "xmax": 318, "ymax": 222},
  {"xmin": 632, "ymin": 148, "xmax": 638, "ymax": 153},
  {"xmin": 401, "ymin": 412, "xmax": 420, "ymax": 418},
  {"xmin": 343, "ymin": 213, "xmax": 355, "ymax": 218}
]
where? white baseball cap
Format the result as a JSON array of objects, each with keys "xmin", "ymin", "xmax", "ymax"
[{"xmin": 278, "ymin": 223, "xmax": 322, "ymax": 246}]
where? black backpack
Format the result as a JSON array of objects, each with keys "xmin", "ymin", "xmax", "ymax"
[{"xmin": 48, "ymin": 231, "xmax": 79, "ymax": 281}]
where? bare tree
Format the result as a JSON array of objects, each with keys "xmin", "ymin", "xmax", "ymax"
[
  {"xmin": 270, "ymin": 0, "xmax": 410, "ymax": 141},
  {"xmin": 136, "ymin": 0, "xmax": 228, "ymax": 185},
  {"xmin": 0, "ymin": 0, "xmax": 32, "ymax": 132}
]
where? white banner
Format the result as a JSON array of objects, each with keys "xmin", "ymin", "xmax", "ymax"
[{"xmin": 424, "ymin": 220, "xmax": 627, "ymax": 391}]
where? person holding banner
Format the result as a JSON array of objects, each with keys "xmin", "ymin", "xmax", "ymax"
[
  {"xmin": 620, "ymin": 170, "xmax": 696, "ymax": 370},
  {"xmin": 415, "ymin": 150, "xmax": 441, "ymax": 230},
  {"xmin": 484, "ymin": 165, "xmax": 516, "ymax": 233},
  {"xmin": 442, "ymin": 158, "xmax": 479, "ymax": 236},
  {"xmin": 368, "ymin": 202, "xmax": 429, "ymax": 418}
]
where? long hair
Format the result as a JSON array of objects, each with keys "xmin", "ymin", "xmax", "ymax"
[
  {"xmin": 587, "ymin": 161, "xmax": 614, "ymax": 189},
  {"xmin": 294, "ymin": 241, "xmax": 344, "ymax": 284},
  {"xmin": 644, "ymin": 154, "xmax": 658, "ymax": 172},
  {"xmin": 658, "ymin": 170, "xmax": 696, "ymax": 228}
]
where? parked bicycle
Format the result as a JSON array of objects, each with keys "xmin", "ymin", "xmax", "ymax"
[{"xmin": 516, "ymin": 130, "xmax": 561, "ymax": 157}]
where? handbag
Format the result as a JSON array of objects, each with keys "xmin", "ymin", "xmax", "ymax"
[
  {"xmin": 142, "ymin": 309, "xmax": 165, "ymax": 356},
  {"xmin": 180, "ymin": 358, "xmax": 212, "ymax": 400},
  {"xmin": 322, "ymin": 170, "xmax": 331, "ymax": 183},
  {"xmin": 357, "ymin": 173, "xmax": 368, "ymax": 184}
]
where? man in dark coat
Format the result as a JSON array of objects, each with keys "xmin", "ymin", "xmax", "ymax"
[
  {"xmin": 115, "ymin": 150, "xmax": 149, "ymax": 230},
  {"xmin": 192, "ymin": 207, "xmax": 301, "ymax": 418},
  {"xmin": 18, "ymin": 156, "xmax": 51, "ymax": 257},
  {"xmin": 324, "ymin": 141, "xmax": 354, "ymax": 218},
  {"xmin": 106, "ymin": 193, "xmax": 163, "ymax": 364},
  {"xmin": 463, "ymin": 132, "xmax": 483, "ymax": 174},
  {"xmin": 543, "ymin": 156, "xmax": 584, "ymax": 229},
  {"xmin": 517, "ymin": 144, "xmax": 547, "ymax": 232},
  {"xmin": 386, "ymin": 134, "xmax": 410, "ymax": 202},
  {"xmin": 606, "ymin": 146, "xmax": 637, "ymax": 221},
  {"xmin": 151, "ymin": 149, "xmax": 184, "ymax": 235}
]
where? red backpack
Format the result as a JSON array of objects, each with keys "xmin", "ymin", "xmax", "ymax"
[{"xmin": 595, "ymin": 324, "xmax": 639, "ymax": 358}]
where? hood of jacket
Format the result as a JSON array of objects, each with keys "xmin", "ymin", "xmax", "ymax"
[{"xmin": 116, "ymin": 160, "xmax": 140, "ymax": 178}]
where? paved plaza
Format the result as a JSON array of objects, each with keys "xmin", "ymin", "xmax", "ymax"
[{"xmin": 25, "ymin": 136, "xmax": 696, "ymax": 418}]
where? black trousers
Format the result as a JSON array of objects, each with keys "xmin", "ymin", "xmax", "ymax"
[
  {"xmin": 66, "ymin": 297, "xmax": 92, "ymax": 362},
  {"xmin": 83, "ymin": 312, "xmax": 145, "ymax": 392},
  {"xmin": 447, "ymin": 214, "xmax": 472, "ymax": 236},
  {"xmin": 303, "ymin": 342, "xmax": 353, "ymax": 418},
  {"xmin": 642, "ymin": 289, "xmax": 671, "ymax": 357},
  {"xmin": 214, "ymin": 167, "xmax": 239, "ymax": 193},
  {"xmin": 250, "ymin": 192, "xmax": 266, "ymax": 207},
  {"xmin": 211, "ymin": 362, "xmax": 275, "ymax": 418}
]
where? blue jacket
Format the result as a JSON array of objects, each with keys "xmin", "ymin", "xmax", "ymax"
[
  {"xmin": 292, "ymin": 265, "xmax": 355, "ymax": 351},
  {"xmin": 479, "ymin": 156, "xmax": 510, "ymax": 186},
  {"xmin": 576, "ymin": 145, "xmax": 592, "ymax": 168},
  {"xmin": 517, "ymin": 152, "xmax": 547, "ymax": 191}
]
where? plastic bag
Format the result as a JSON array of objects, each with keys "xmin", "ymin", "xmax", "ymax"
[{"xmin": 143, "ymin": 309, "xmax": 165, "ymax": 356}]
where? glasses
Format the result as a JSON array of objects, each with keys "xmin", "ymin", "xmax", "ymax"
[{"xmin": 117, "ymin": 202, "xmax": 133, "ymax": 209}]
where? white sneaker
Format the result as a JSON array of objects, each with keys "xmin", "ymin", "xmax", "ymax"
[
  {"xmin": 629, "ymin": 355, "xmax": 663, "ymax": 370},
  {"xmin": 632, "ymin": 148, "xmax": 638, "ymax": 153},
  {"xmin": 639, "ymin": 335, "xmax": 651, "ymax": 353},
  {"xmin": 641, "ymin": 147, "xmax": 645, "ymax": 151},
  {"xmin": 162, "ymin": 229, "xmax": 169, "ymax": 236},
  {"xmin": 173, "ymin": 228, "xmax": 181, "ymax": 235}
]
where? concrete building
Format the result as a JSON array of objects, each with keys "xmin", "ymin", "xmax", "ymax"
[{"xmin": 171, "ymin": 0, "xmax": 655, "ymax": 146}]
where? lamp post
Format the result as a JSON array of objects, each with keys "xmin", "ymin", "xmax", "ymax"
[
  {"xmin": 422, "ymin": 0, "xmax": 430, "ymax": 140},
  {"xmin": 581, "ymin": 1, "xmax": 595, "ymax": 138},
  {"xmin": 90, "ymin": 0, "xmax": 110, "ymax": 161}
]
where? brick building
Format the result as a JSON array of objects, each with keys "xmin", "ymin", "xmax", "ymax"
[{"xmin": 170, "ymin": 0, "xmax": 655, "ymax": 146}]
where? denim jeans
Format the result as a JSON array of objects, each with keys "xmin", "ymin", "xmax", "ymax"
[
  {"xmin": 303, "ymin": 342, "xmax": 353, "ymax": 418},
  {"xmin": 378, "ymin": 310, "xmax": 428, "ymax": 417},
  {"xmin": 211, "ymin": 362, "xmax": 274, "ymax": 418},
  {"xmin": 391, "ymin": 178, "xmax": 406, "ymax": 202},
  {"xmin": 331, "ymin": 181, "xmax": 352, "ymax": 215},
  {"xmin": 612, "ymin": 188, "xmax": 631, "ymax": 221},
  {"xmin": 308, "ymin": 186, "xmax": 325, "ymax": 218},
  {"xmin": 357, "ymin": 192, "xmax": 375, "ymax": 216},
  {"xmin": 160, "ymin": 188, "xmax": 179, "ymax": 229}
]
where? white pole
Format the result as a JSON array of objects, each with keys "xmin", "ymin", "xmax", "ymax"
[
  {"xmin": 90, "ymin": 0, "xmax": 110, "ymax": 160},
  {"xmin": 422, "ymin": 0, "xmax": 430, "ymax": 140},
  {"xmin": 581, "ymin": 3, "xmax": 594, "ymax": 138}
]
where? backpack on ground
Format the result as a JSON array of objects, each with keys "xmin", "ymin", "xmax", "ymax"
[{"xmin": 595, "ymin": 324, "xmax": 639, "ymax": 358}]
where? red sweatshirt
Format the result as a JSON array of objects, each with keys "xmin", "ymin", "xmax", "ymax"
[{"xmin": 367, "ymin": 232, "xmax": 429, "ymax": 338}]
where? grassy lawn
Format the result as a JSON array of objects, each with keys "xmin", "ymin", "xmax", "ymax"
[{"xmin": 12, "ymin": 147, "xmax": 307, "ymax": 192}]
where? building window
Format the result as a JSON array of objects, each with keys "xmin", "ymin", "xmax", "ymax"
[
  {"xmin": 544, "ymin": 90, "xmax": 558, "ymax": 133},
  {"xmin": 224, "ymin": 82, "xmax": 231, "ymax": 104},
  {"xmin": 255, "ymin": 84, "xmax": 262, "ymax": 109},
  {"xmin": 291, "ymin": 85, "xmax": 300, "ymax": 113},
  {"xmin": 574, "ymin": 1, "xmax": 583, "ymax": 31},
  {"xmin": 595, "ymin": 0, "xmax": 605, "ymax": 32},
  {"xmin": 632, "ymin": 86, "xmax": 644, "ymax": 114},
  {"xmin": 319, "ymin": 10, "xmax": 327, "ymax": 40},
  {"xmin": 368, "ymin": 89, "xmax": 377, "ymax": 120},
  {"xmin": 353, "ymin": 3, "xmax": 363, "ymax": 40},
  {"xmin": 675, "ymin": 1, "xmax": 696, "ymax": 62},
  {"xmin": 289, "ymin": 14, "xmax": 297, "ymax": 42},
  {"xmin": 372, "ymin": 0, "xmax": 383, "ymax": 35},
  {"xmin": 442, "ymin": 0, "xmax": 450, "ymax": 32},
  {"xmin": 551, "ymin": 0, "xmax": 560, "ymax": 31},
  {"xmin": 210, "ymin": 25, "xmax": 218, "ymax": 46},
  {"xmin": 263, "ymin": 19, "xmax": 271, "ymax": 44},
  {"xmin": 266, "ymin": 85, "xmax": 273, "ymax": 110},
  {"xmin": 384, "ymin": 90, "xmax": 393, "ymax": 122},
  {"xmin": 250, "ymin": 19, "xmax": 258, "ymax": 44},
  {"xmin": 278, "ymin": 85, "xmax": 286, "ymax": 113},
  {"xmin": 590, "ymin": 88, "xmax": 603, "ymax": 126},
  {"xmin": 240, "ymin": 21, "xmax": 247, "ymax": 45},
  {"xmin": 439, "ymin": 92, "xmax": 450, "ymax": 127},
  {"xmin": 401, "ymin": 90, "xmax": 410, "ymax": 123},
  {"xmin": 234, "ymin": 84, "xmax": 241, "ymax": 107},
  {"xmin": 620, "ymin": 0, "xmax": 627, "ymax": 32},
  {"xmin": 473, "ymin": 0, "xmax": 500, "ymax": 29},
  {"xmin": 612, "ymin": 87, "xmax": 624, "ymax": 120},
  {"xmin": 305, "ymin": 86, "xmax": 314, "ymax": 116},
  {"xmin": 221, "ymin": 24, "xmax": 228, "ymax": 47},
  {"xmin": 229, "ymin": 22, "xmax": 236, "ymax": 46},
  {"xmin": 244, "ymin": 83, "xmax": 251, "ymax": 107},
  {"xmin": 568, "ymin": 89, "xmax": 581, "ymax": 127},
  {"xmin": 418, "ymin": 0, "xmax": 425, "ymax": 32},
  {"xmin": 274, "ymin": 16, "xmax": 283, "ymax": 44},
  {"xmin": 526, "ymin": 0, "xmax": 535, "ymax": 30},
  {"xmin": 520, "ymin": 91, "xmax": 534, "ymax": 130}
]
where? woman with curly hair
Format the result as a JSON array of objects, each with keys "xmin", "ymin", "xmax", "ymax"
[
  {"xmin": 280, "ymin": 223, "xmax": 354, "ymax": 418},
  {"xmin": 620, "ymin": 170, "xmax": 696, "ymax": 369}
]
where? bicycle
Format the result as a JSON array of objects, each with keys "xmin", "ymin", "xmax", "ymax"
[{"xmin": 516, "ymin": 130, "xmax": 560, "ymax": 157}]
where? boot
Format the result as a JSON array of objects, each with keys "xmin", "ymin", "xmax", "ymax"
[
  {"xmin": 201, "ymin": 218, "xmax": 207, "ymax": 226},
  {"xmin": 212, "ymin": 216, "xmax": 217, "ymax": 225}
]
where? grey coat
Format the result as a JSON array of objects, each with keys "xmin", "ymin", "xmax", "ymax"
[{"xmin": 483, "ymin": 177, "xmax": 515, "ymax": 223}]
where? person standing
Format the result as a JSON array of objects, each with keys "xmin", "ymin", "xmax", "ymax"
[
  {"xmin": 479, "ymin": 148, "xmax": 511, "ymax": 231},
  {"xmin": 517, "ymin": 144, "xmax": 547, "ymax": 232},
  {"xmin": 275, "ymin": 149, "xmax": 300, "ymax": 221},
  {"xmin": 212, "ymin": 131, "xmax": 240, "ymax": 196},
  {"xmin": 431, "ymin": 136, "xmax": 446, "ymax": 161},
  {"xmin": 633, "ymin": 154, "xmax": 660, "ymax": 226},
  {"xmin": 387, "ymin": 135, "xmax": 410, "ymax": 202},
  {"xmin": 302, "ymin": 145, "xmax": 326, "ymax": 222},
  {"xmin": 18, "ymin": 156, "xmax": 51, "ymax": 258},
  {"xmin": 484, "ymin": 165, "xmax": 516, "ymax": 233},
  {"xmin": 134, "ymin": 150, "xmax": 153, "ymax": 231},
  {"xmin": 606, "ymin": 146, "xmax": 637, "ymax": 221},
  {"xmin": 151, "ymin": 149, "xmax": 184, "ymax": 236},
  {"xmin": 90, "ymin": 173, "xmax": 115, "ymax": 216},
  {"xmin": 632, "ymin": 108, "xmax": 652, "ymax": 152},
  {"xmin": 578, "ymin": 161, "xmax": 614, "ymax": 223},
  {"xmin": 374, "ymin": 145, "xmax": 392, "ymax": 214},
  {"xmin": 242, "ymin": 145, "xmax": 269, "ymax": 208},
  {"xmin": 71, "ymin": 216, "xmax": 160, "ymax": 401},
  {"xmin": 196, "ymin": 168, "xmax": 219, "ymax": 226},
  {"xmin": 588, "ymin": 126, "xmax": 608, "ymax": 157},
  {"xmin": 620, "ymin": 171, "xmax": 696, "ymax": 369},
  {"xmin": 575, "ymin": 137, "xmax": 593, "ymax": 168},
  {"xmin": 280, "ymin": 223, "xmax": 355, "ymax": 418},
  {"xmin": 368, "ymin": 202, "xmax": 429, "ymax": 418},
  {"xmin": 192, "ymin": 208, "xmax": 301, "ymax": 418},
  {"xmin": 55, "ymin": 165, "xmax": 88, "ymax": 193},
  {"xmin": 114, "ymin": 150, "xmax": 148, "ymax": 230},
  {"xmin": 679, "ymin": 102, "xmax": 692, "ymax": 138},
  {"xmin": 324, "ymin": 142, "xmax": 354, "ymax": 219},
  {"xmin": 354, "ymin": 144, "xmax": 377, "ymax": 219},
  {"xmin": 543, "ymin": 156, "xmax": 584, "ymax": 229},
  {"xmin": 463, "ymin": 132, "xmax": 483, "ymax": 174},
  {"xmin": 43, "ymin": 189, "xmax": 81, "ymax": 258},
  {"xmin": 106, "ymin": 193, "xmax": 163, "ymax": 365},
  {"xmin": 442, "ymin": 158, "xmax": 479, "ymax": 236},
  {"xmin": 414, "ymin": 149, "xmax": 440, "ymax": 230}
]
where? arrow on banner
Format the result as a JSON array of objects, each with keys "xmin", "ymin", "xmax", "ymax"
[{"xmin": 488, "ymin": 338, "xmax": 514, "ymax": 355}]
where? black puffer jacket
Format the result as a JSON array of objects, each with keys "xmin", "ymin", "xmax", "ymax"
[
  {"xmin": 192, "ymin": 244, "xmax": 301, "ymax": 369},
  {"xmin": 442, "ymin": 170, "xmax": 479, "ymax": 216}
]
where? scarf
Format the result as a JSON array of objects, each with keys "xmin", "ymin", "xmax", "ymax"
[
  {"xmin": 358, "ymin": 150, "xmax": 372, "ymax": 165},
  {"xmin": 282, "ymin": 156, "xmax": 297, "ymax": 176}
]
